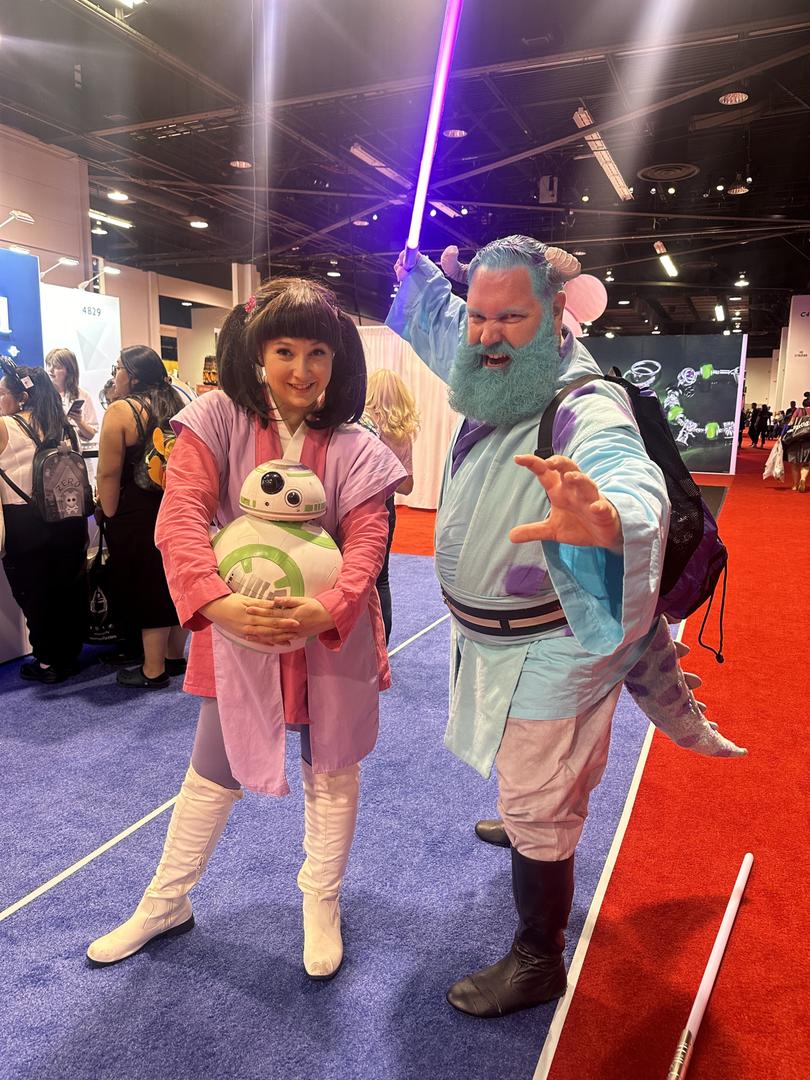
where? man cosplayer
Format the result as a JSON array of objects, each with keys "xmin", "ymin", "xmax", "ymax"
[{"xmin": 387, "ymin": 235, "xmax": 701, "ymax": 1019}]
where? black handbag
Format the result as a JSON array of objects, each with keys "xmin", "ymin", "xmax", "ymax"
[
  {"xmin": 86, "ymin": 520, "xmax": 124, "ymax": 644},
  {"xmin": 782, "ymin": 414, "xmax": 810, "ymax": 447}
]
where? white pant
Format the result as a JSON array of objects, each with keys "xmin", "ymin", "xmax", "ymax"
[{"xmin": 495, "ymin": 684, "xmax": 622, "ymax": 861}]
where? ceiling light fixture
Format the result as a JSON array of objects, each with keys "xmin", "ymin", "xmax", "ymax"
[
  {"xmin": 372, "ymin": 213, "xmax": 379, "ymax": 221},
  {"xmin": 573, "ymin": 106, "xmax": 633, "ymax": 201},
  {"xmin": 352, "ymin": 219, "xmax": 370, "ymax": 227},
  {"xmin": 229, "ymin": 159, "xmax": 253, "ymax": 170},
  {"xmin": 429, "ymin": 208, "xmax": 437, "ymax": 217},
  {"xmin": 348, "ymin": 142, "xmax": 458, "ymax": 219},
  {"xmin": 654, "ymin": 240, "xmax": 678, "ymax": 278},
  {"xmin": 77, "ymin": 266, "xmax": 121, "ymax": 290},
  {"xmin": 442, "ymin": 128, "xmax": 467, "ymax": 138},
  {"xmin": 618, "ymin": 299, "xmax": 631, "ymax": 306},
  {"xmin": 652, "ymin": 327, "xmax": 662, "ymax": 335},
  {"xmin": 733, "ymin": 327, "xmax": 742, "ymax": 333},
  {"xmin": 188, "ymin": 215, "xmax": 209, "ymax": 229},
  {"xmin": 0, "ymin": 209, "xmax": 36, "ymax": 230},
  {"xmin": 460, "ymin": 206, "xmax": 469, "ymax": 216},
  {"xmin": 326, "ymin": 270, "xmax": 341, "ymax": 278},
  {"xmin": 107, "ymin": 190, "xmax": 129, "ymax": 203},
  {"xmin": 39, "ymin": 256, "xmax": 80, "ymax": 280},
  {"xmin": 714, "ymin": 303, "xmax": 725, "ymax": 322},
  {"xmin": 729, "ymin": 295, "xmax": 742, "ymax": 301},
  {"xmin": 581, "ymin": 191, "xmax": 590, "ymax": 203},
  {"xmin": 604, "ymin": 269, "xmax": 614, "ymax": 283},
  {"xmin": 723, "ymin": 328, "xmax": 731, "ymax": 336},
  {"xmin": 91, "ymin": 226, "xmax": 108, "ymax": 236},
  {"xmin": 605, "ymin": 331, "xmax": 615, "ymax": 339},
  {"xmin": 573, "ymin": 249, "xmax": 587, "ymax": 256},
  {"xmin": 181, "ymin": 301, "xmax": 193, "ymax": 307},
  {"xmin": 735, "ymin": 273, "xmax": 749, "ymax": 287},
  {"xmin": 650, "ymin": 187, "xmax": 657, "ymax": 195},
  {"xmin": 89, "ymin": 209, "xmax": 133, "ymax": 229},
  {"xmin": 719, "ymin": 89, "xmax": 749, "ymax": 106},
  {"xmin": 728, "ymin": 175, "xmax": 749, "ymax": 195},
  {"xmin": 667, "ymin": 186, "xmax": 676, "ymax": 195}
]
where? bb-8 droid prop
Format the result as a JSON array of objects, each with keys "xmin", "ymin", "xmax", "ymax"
[{"xmin": 211, "ymin": 460, "xmax": 342, "ymax": 653}]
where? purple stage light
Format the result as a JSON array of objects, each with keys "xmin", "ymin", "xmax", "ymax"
[{"xmin": 404, "ymin": 0, "xmax": 465, "ymax": 269}]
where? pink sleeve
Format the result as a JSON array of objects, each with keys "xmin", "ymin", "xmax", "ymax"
[
  {"xmin": 155, "ymin": 428, "xmax": 230, "ymax": 631},
  {"xmin": 315, "ymin": 493, "xmax": 390, "ymax": 649}
]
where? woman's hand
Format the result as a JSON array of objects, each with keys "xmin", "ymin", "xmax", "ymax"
[
  {"xmin": 201, "ymin": 593, "xmax": 302, "ymax": 648},
  {"xmin": 270, "ymin": 596, "xmax": 335, "ymax": 637},
  {"xmin": 509, "ymin": 454, "xmax": 623, "ymax": 553}
]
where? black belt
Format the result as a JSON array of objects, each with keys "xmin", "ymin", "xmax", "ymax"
[{"xmin": 441, "ymin": 590, "xmax": 568, "ymax": 638}]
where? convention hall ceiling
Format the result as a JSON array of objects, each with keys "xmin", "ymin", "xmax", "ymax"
[{"xmin": 2, "ymin": 0, "xmax": 810, "ymax": 353}]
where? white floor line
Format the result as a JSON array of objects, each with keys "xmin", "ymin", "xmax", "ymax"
[
  {"xmin": 0, "ymin": 796, "xmax": 178, "ymax": 924},
  {"xmin": 0, "ymin": 611, "xmax": 450, "ymax": 925},
  {"xmin": 532, "ymin": 620, "xmax": 686, "ymax": 1080},
  {"xmin": 387, "ymin": 612, "xmax": 449, "ymax": 657}
]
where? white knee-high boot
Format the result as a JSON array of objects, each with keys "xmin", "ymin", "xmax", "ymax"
[
  {"xmin": 297, "ymin": 760, "xmax": 360, "ymax": 979},
  {"xmin": 87, "ymin": 765, "xmax": 242, "ymax": 966}
]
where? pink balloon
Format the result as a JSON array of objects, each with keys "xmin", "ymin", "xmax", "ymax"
[{"xmin": 563, "ymin": 275, "xmax": 608, "ymax": 322}]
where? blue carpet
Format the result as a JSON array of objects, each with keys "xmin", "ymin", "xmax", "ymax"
[{"xmin": 0, "ymin": 554, "xmax": 650, "ymax": 1079}]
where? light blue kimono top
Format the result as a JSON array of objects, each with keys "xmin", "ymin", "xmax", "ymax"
[{"xmin": 386, "ymin": 255, "xmax": 671, "ymax": 776}]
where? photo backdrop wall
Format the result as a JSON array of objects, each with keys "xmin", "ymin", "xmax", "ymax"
[
  {"xmin": 0, "ymin": 249, "xmax": 44, "ymax": 369},
  {"xmin": 584, "ymin": 334, "xmax": 747, "ymax": 473}
]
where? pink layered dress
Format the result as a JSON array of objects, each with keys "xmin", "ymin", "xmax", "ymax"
[{"xmin": 155, "ymin": 390, "xmax": 406, "ymax": 795}]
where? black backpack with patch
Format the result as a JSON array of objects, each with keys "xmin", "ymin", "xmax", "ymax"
[{"xmin": 0, "ymin": 415, "xmax": 93, "ymax": 523}]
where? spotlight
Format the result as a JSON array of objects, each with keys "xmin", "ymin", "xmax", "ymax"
[
  {"xmin": 91, "ymin": 226, "xmax": 108, "ymax": 236},
  {"xmin": 107, "ymin": 190, "xmax": 129, "ymax": 202},
  {"xmin": 719, "ymin": 89, "xmax": 749, "ymax": 106},
  {"xmin": 735, "ymin": 273, "xmax": 749, "ymax": 287},
  {"xmin": 39, "ymin": 256, "xmax": 80, "ymax": 280},
  {"xmin": 460, "ymin": 206, "xmax": 469, "ymax": 216},
  {"xmin": 716, "ymin": 181, "xmax": 725, "ymax": 193},
  {"xmin": 605, "ymin": 331, "xmax": 615, "ymax": 339},
  {"xmin": 667, "ymin": 186, "xmax": 676, "ymax": 195},
  {"xmin": 651, "ymin": 327, "xmax": 661, "ymax": 335},
  {"xmin": 581, "ymin": 192, "xmax": 590, "ymax": 203},
  {"xmin": 188, "ymin": 216, "xmax": 209, "ymax": 229},
  {"xmin": 650, "ymin": 187, "xmax": 657, "ymax": 195},
  {"xmin": 604, "ymin": 269, "xmax": 614, "ymax": 283},
  {"xmin": 0, "ymin": 209, "xmax": 36, "ymax": 229},
  {"xmin": 723, "ymin": 328, "xmax": 731, "ymax": 336},
  {"xmin": 371, "ymin": 213, "xmax": 379, "ymax": 221},
  {"xmin": 733, "ymin": 327, "xmax": 742, "ymax": 333},
  {"xmin": 390, "ymin": 292, "xmax": 397, "ymax": 299},
  {"xmin": 728, "ymin": 174, "xmax": 749, "ymax": 195},
  {"xmin": 429, "ymin": 208, "xmax": 437, "ymax": 217}
]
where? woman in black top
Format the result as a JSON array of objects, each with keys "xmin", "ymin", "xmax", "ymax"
[
  {"xmin": 97, "ymin": 346, "xmax": 187, "ymax": 688},
  {"xmin": 0, "ymin": 363, "xmax": 88, "ymax": 682}
]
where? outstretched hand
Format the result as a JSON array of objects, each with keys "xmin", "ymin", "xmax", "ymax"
[{"xmin": 510, "ymin": 454, "xmax": 623, "ymax": 553}]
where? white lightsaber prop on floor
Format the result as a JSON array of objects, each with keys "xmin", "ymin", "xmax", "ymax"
[
  {"xmin": 402, "ymin": 0, "xmax": 465, "ymax": 271},
  {"xmin": 666, "ymin": 852, "xmax": 754, "ymax": 1080}
]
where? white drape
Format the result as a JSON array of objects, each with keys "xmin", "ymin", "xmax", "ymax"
[{"xmin": 357, "ymin": 325, "xmax": 459, "ymax": 510}]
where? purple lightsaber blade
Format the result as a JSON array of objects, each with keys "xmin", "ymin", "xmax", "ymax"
[{"xmin": 403, "ymin": 0, "xmax": 465, "ymax": 269}]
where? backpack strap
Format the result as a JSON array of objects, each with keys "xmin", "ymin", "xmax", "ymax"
[
  {"xmin": 535, "ymin": 374, "xmax": 602, "ymax": 458},
  {"xmin": 11, "ymin": 413, "xmax": 43, "ymax": 449},
  {"xmin": 0, "ymin": 462, "xmax": 32, "ymax": 505},
  {"xmin": 123, "ymin": 397, "xmax": 147, "ymax": 441}
]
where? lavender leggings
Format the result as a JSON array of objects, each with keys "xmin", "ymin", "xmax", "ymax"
[{"xmin": 191, "ymin": 698, "xmax": 312, "ymax": 790}]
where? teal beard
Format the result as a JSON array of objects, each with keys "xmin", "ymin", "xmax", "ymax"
[{"xmin": 448, "ymin": 310, "xmax": 561, "ymax": 426}]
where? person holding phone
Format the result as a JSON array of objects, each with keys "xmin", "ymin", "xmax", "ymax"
[{"xmin": 46, "ymin": 347, "xmax": 99, "ymax": 446}]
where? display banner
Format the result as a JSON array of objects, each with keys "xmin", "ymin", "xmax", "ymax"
[
  {"xmin": 584, "ymin": 334, "xmax": 746, "ymax": 473},
  {"xmin": 40, "ymin": 284, "xmax": 121, "ymax": 421},
  {"xmin": 783, "ymin": 294, "xmax": 810, "ymax": 408},
  {"xmin": 0, "ymin": 249, "xmax": 44, "ymax": 368}
]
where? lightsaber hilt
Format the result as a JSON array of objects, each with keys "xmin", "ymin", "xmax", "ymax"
[{"xmin": 665, "ymin": 853, "xmax": 754, "ymax": 1080}]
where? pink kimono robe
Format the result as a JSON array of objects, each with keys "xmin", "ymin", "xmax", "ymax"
[{"xmin": 155, "ymin": 390, "xmax": 406, "ymax": 796}]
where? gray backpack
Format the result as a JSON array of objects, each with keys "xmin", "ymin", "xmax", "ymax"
[{"xmin": 0, "ymin": 416, "xmax": 93, "ymax": 523}]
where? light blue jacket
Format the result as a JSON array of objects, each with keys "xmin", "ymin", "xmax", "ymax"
[{"xmin": 386, "ymin": 255, "xmax": 670, "ymax": 776}]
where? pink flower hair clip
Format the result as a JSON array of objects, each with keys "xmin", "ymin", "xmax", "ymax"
[{"xmin": 244, "ymin": 295, "xmax": 257, "ymax": 316}]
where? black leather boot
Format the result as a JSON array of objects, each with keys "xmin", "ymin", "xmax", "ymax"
[
  {"xmin": 446, "ymin": 849, "xmax": 574, "ymax": 1018},
  {"xmin": 474, "ymin": 818, "xmax": 511, "ymax": 848}
]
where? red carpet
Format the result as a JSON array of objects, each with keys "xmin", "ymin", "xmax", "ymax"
[
  {"xmin": 548, "ymin": 445, "xmax": 810, "ymax": 1080},
  {"xmin": 391, "ymin": 505, "xmax": 436, "ymax": 556}
]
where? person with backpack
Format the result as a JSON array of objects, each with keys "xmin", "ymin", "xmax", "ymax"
[
  {"xmin": 0, "ymin": 362, "xmax": 89, "ymax": 683},
  {"xmin": 385, "ymin": 234, "xmax": 737, "ymax": 1020},
  {"xmin": 96, "ymin": 346, "xmax": 187, "ymax": 688}
]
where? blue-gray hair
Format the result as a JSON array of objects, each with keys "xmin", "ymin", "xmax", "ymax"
[{"xmin": 467, "ymin": 235, "xmax": 554, "ymax": 298}]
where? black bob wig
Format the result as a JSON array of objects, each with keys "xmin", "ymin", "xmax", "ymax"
[{"xmin": 217, "ymin": 277, "xmax": 367, "ymax": 429}]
